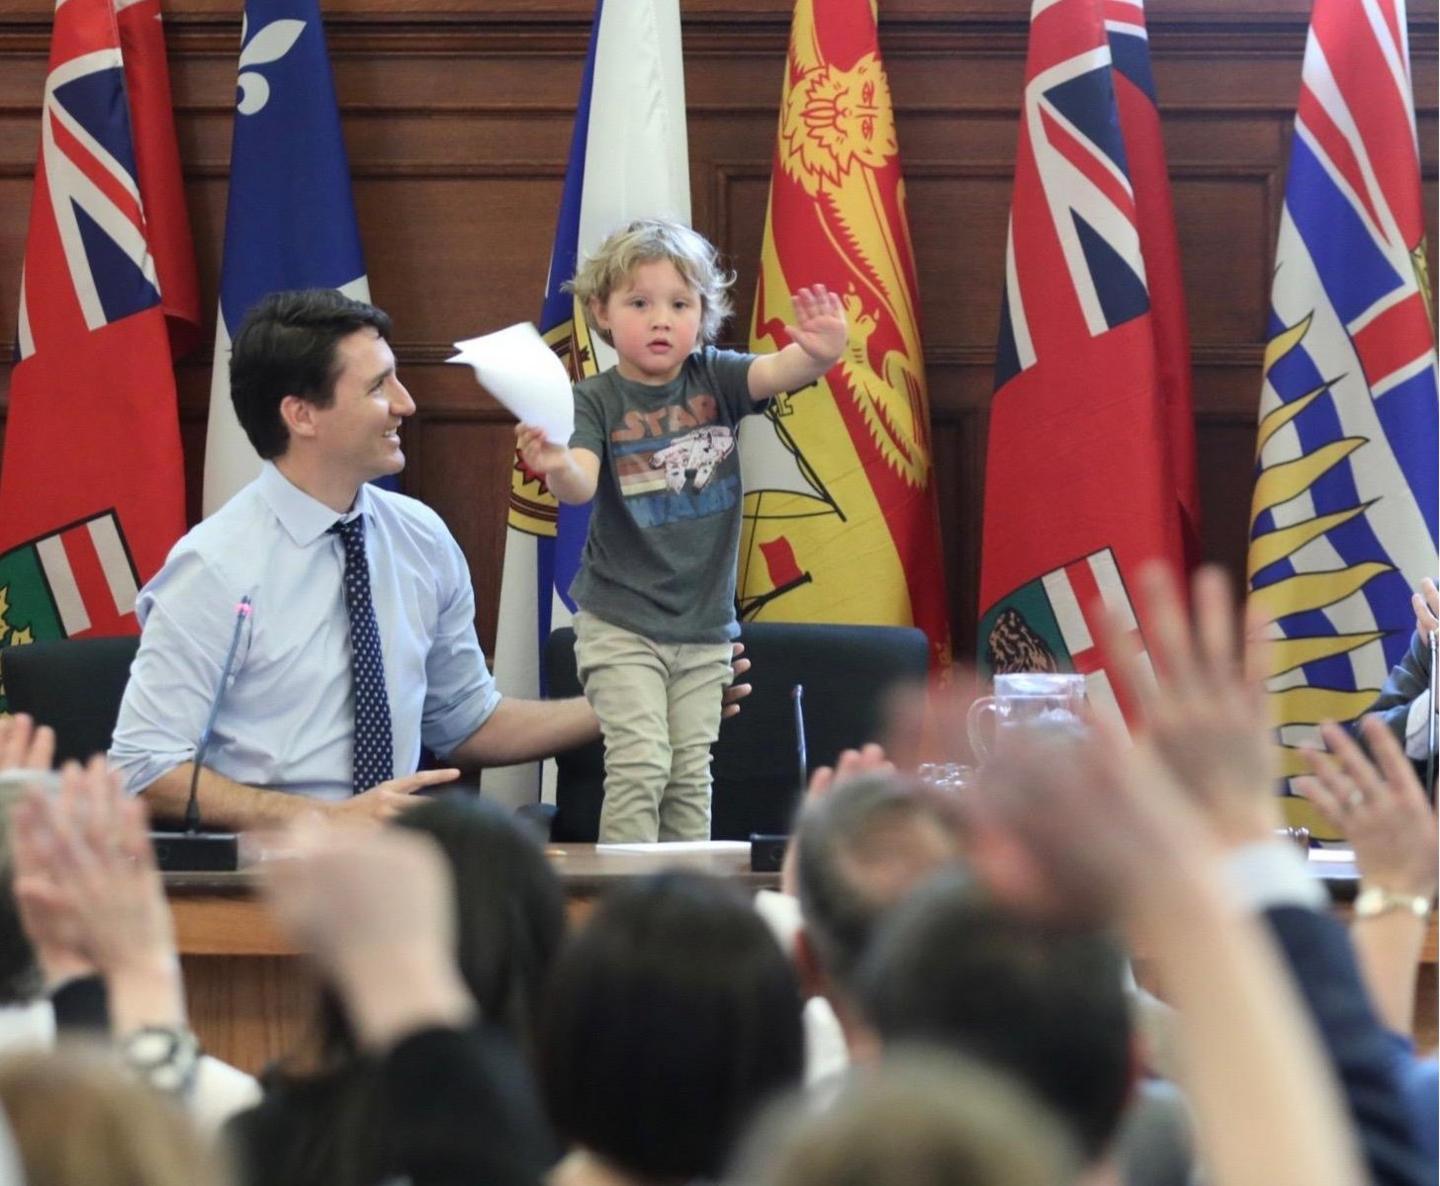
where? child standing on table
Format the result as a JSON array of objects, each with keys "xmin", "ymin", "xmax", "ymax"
[{"xmin": 515, "ymin": 219, "xmax": 846, "ymax": 843}]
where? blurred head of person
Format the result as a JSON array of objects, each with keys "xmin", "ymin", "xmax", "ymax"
[
  {"xmin": 730, "ymin": 1048, "xmax": 1078, "ymax": 1186},
  {"xmin": 791, "ymin": 772, "xmax": 964, "ymax": 1036},
  {"xmin": 0, "ymin": 1045, "xmax": 228, "ymax": 1186},
  {"xmin": 540, "ymin": 871, "xmax": 804, "ymax": 1184},
  {"xmin": 857, "ymin": 874, "xmax": 1134, "ymax": 1167}
]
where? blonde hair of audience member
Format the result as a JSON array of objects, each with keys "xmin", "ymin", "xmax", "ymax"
[
  {"xmin": 566, "ymin": 218, "xmax": 735, "ymax": 346},
  {"xmin": 0, "ymin": 1046, "xmax": 229, "ymax": 1186},
  {"xmin": 730, "ymin": 1049, "xmax": 1077, "ymax": 1186}
]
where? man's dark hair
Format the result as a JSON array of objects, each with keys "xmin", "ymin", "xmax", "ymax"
[
  {"xmin": 229, "ymin": 289, "xmax": 393, "ymax": 460},
  {"xmin": 539, "ymin": 872, "xmax": 805, "ymax": 1182},
  {"xmin": 792, "ymin": 772, "xmax": 963, "ymax": 992},
  {"xmin": 857, "ymin": 875, "xmax": 1134, "ymax": 1162}
]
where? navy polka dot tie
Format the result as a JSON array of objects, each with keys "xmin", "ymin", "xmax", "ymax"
[{"xmin": 331, "ymin": 516, "xmax": 393, "ymax": 793}]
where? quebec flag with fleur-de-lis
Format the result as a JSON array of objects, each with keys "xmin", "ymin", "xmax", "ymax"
[{"xmin": 201, "ymin": 0, "xmax": 370, "ymax": 514}]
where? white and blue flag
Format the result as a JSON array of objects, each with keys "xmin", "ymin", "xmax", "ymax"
[
  {"xmin": 202, "ymin": 0, "xmax": 370, "ymax": 514},
  {"xmin": 485, "ymin": 0, "xmax": 689, "ymax": 809}
]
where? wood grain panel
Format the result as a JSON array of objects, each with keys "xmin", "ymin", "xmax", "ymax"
[{"xmin": 0, "ymin": 0, "xmax": 1434, "ymax": 671}]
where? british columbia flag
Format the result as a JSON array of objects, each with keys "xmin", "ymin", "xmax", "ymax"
[
  {"xmin": 980, "ymin": 0, "xmax": 1188, "ymax": 728},
  {"xmin": 1246, "ymin": 0, "xmax": 1437, "ymax": 821},
  {"xmin": 0, "ymin": 0, "xmax": 186, "ymax": 700}
]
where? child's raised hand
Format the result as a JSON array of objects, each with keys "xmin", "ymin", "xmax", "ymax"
[
  {"xmin": 787, "ymin": 284, "xmax": 847, "ymax": 367},
  {"xmin": 514, "ymin": 422, "xmax": 570, "ymax": 477}
]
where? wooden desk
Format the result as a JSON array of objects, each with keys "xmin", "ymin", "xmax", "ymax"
[
  {"xmin": 169, "ymin": 843, "xmax": 777, "ymax": 1073},
  {"xmin": 170, "ymin": 842, "xmax": 1438, "ymax": 1074}
]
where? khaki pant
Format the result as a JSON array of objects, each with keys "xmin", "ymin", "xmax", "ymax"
[{"xmin": 573, "ymin": 611, "xmax": 733, "ymax": 843}]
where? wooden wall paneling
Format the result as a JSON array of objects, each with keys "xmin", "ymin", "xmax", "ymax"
[{"xmin": 0, "ymin": 1, "xmax": 1435, "ymax": 665}]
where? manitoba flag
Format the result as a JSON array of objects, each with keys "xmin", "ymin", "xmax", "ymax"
[
  {"xmin": 978, "ymin": 0, "xmax": 1186, "ymax": 693},
  {"xmin": 0, "ymin": 0, "xmax": 187, "ymax": 704}
]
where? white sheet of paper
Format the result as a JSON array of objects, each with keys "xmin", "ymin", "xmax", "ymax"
[{"xmin": 448, "ymin": 322, "xmax": 574, "ymax": 443}]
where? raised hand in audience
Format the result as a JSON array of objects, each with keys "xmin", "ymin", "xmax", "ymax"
[
  {"xmin": 0, "ymin": 713, "xmax": 55, "ymax": 775},
  {"xmin": 10, "ymin": 758, "xmax": 185, "ymax": 1038},
  {"xmin": 261, "ymin": 819, "xmax": 474, "ymax": 1050},
  {"xmin": 1299, "ymin": 718, "xmax": 1438, "ymax": 1036},
  {"xmin": 1102, "ymin": 562, "xmax": 1280, "ymax": 846},
  {"xmin": 967, "ymin": 718, "xmax": 1366, "ymax": 1186}
]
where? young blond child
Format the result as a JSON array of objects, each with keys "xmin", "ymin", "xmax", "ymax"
[{"xmin": 515, "ymin": 218, "xmax": 846, "ymax": 843}]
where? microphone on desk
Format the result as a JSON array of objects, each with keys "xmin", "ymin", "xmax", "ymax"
[
  {"xmin": 1427, "ymin": 627, "xmax": 1437, "ymax": 797},
  {"xmin": 750, "ymin": 683, "xmax": 808, "ymax": 875},
  {"xmin": 151, "ymin": 597, "xmax": 250, "ymax": 873}
]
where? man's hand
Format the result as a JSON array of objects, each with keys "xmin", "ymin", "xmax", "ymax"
[
  {"xmin": 1103, "ymin": 562, "xmax": 1280, "ymax": 847},
  {"xmin": 1300, "ymin": 718, "xmax": 1438, "ymax": 901},
  {"xmin": 786, "ymin": 285, "xmax": 848, "ymax": 367},
  {"xmin": 328, "ymin": 768, "xmax": 461, "ymax": 825},
  {"xmin": 0, "ymin": 712, "xmax": 55, "ymax": 774},
  {"xmin": 722, "ymin": 642, "xmax": 751, "ymax": 720},
  {"xmin": 1415, "ymin": 577, "xmax": 1439, "ymax": 638}
]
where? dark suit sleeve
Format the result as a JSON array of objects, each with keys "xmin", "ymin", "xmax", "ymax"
[
  {"xmin": 49, "ymin": 974, "xmax": 108, "ymax": 1033},
  {"xmin": 1357, "ymin": 631, "xmax": 1431, "ymax": 748},
  {"xmin": 1264, "ymin": 906, "xmax": 1432, "ymax": 1186}
]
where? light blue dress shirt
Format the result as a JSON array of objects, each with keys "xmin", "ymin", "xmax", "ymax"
[{"xmin": 109, "ymin": 463, "xmax": 501, "ymax": 801}]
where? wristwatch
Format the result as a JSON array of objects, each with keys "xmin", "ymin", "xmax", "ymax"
[
  {"xmin": 120, "ymin": 1024, "xmax": 200, "ymax": 1096},
  {"xmin": 1354, "ymin": 886, "xmax": 1433, "ymax": 919}
]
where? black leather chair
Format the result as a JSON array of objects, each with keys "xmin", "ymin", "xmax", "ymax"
[
  {"xmin": 1, "ymin": 636, "xmax": 140, "ymax": 764},
  {"xmin": 546, "ymin": 621, "xmax": 930, "ymax": 842}
]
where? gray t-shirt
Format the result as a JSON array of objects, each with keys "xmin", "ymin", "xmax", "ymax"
[{"xmin": 568, "ymin": 346, "xmax": 761, "ymax": 643}]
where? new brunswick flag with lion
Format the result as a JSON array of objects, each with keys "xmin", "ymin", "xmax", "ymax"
[{"xmin": 736, "ymin": 0, "xmax": 950, "ymax": 666}]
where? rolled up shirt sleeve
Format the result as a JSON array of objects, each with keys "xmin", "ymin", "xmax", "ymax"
[
  {"xmin": 419, "ymin": 533, "xmax": 502, "ymax": 759},
  {"xmin": 108, "ymin": 549, "xmax": 247, "ymax": 798}
]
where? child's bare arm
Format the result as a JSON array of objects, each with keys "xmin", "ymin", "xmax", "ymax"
[
  {"xmin": 515, "ymin": 424, "xmax": 600, "ymax": 504},
  {"xmin": 747, "ymin": 285, "xmax": 848, "ymax": 401}
]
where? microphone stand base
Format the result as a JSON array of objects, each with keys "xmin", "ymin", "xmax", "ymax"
[{"xmin": 151, "ymin": 831, "xmax": 240, "ymax": 872}]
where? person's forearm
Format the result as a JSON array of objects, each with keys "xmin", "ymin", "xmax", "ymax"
[
  {"xmin": 450, "ymin": 697, "xmax": 599, "ymax": 768},
  {"xmin": 750, "ymin": 342, "xmax": 837, "ymax": 400},
  {"xmin": 140, "ymin": 764, "xmax": 320, "ymax": 831},
  {"xmin": 1132, "ymin": 878, "xmax": 1366, "ymax": 1186},
  {"xmin": 545, "ymin": 454, "xmax": 597, "ymax": 505},
  {"xmin": 1351, "ymin": 914, "xmax": 1429, "ymax": 1036}
]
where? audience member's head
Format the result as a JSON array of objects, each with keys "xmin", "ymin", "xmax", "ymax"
[
  {"xmin": 0, "ymin": 1046, "xmax": 228, "ymax": 1186},
  {"xmin": 229, "ymin": 288, "xmax": 394, "ymax": 460},
  {"xmin": 540, "ymin": 871, "xmax": 804, "ymax": 1184},
  {"xmin": 792, "ymin": 772, "xmax": 963, "ymax": 996},
  {"xmin": 315, "ymin": 795, "xmax": 567, "ymax": 1064},
  {"xmin": 857, "ymin": 874, "xmax": 1134, "ymax": 1164},
  {"xmin": 730, "ymin": 1049, "xmax": 1078, "ymax": 1186}
]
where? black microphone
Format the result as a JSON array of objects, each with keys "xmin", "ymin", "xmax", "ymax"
[
  {"xmin": 1426, "ymin": 628, "xmax": 1437, "ymax": 798},
  {"xmin": 792, "ymin": 683, "xmax": 808, "ymax": 794},
  {"xmin": 151, "ymin": 597, "xmax": 250, "ymax": 873},
  {"xmin": 750, "ymin": 682, "xmax": 808, "ymax": 874}
]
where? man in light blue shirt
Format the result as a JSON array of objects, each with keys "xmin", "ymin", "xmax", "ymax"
[{"xmin": 110, "ymin": 290, "xmax": 740, "ymax": 827}]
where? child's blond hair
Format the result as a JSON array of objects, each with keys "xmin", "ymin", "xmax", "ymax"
[{"xmin": 567, "ymin": 219, "xmax": 735, "ymax": 347}]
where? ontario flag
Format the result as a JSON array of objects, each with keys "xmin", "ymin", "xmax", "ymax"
[
  {"xmin": 1246, "ymin": 0, "xmax": 1437, "ymax": 832},
  {"xmin": 736, "ymin": 0, "xmax": 950, "ymax": 666},
  {"xmin": 0, "ymin": 0, "xmax": 188, "ymax": 704},
  {"xmin": 977, "ymin": 0, "xmax": 1187, "ymax": 728}
]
